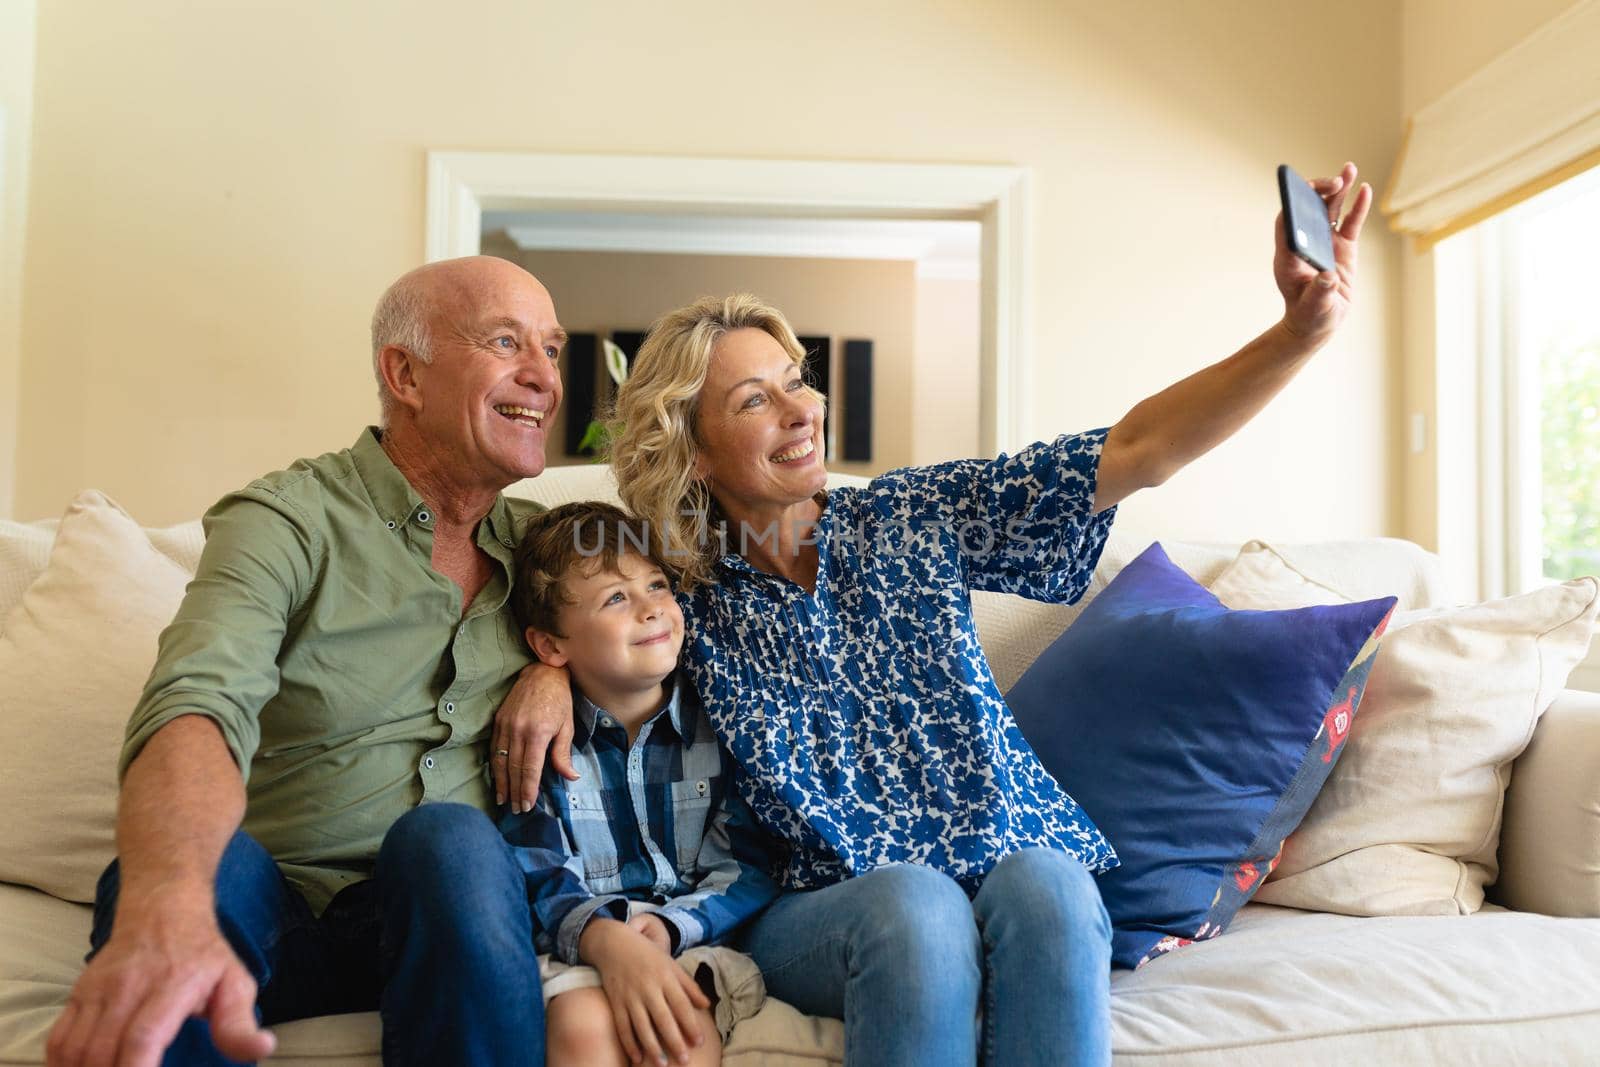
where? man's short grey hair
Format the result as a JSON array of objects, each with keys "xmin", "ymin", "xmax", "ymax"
[{"xmin": 370, "ymin": 271, "xmax": 436, "ymax": 425}]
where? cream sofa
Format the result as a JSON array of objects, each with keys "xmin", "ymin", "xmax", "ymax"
[{"xmin": 2, "ymin": 462, "xmax": 1599, "ymax": 1066}]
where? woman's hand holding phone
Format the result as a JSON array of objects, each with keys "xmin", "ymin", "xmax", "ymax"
[{"xmin": 1274, "ymin": 161, "xmax": 1373, "ymax": 344}]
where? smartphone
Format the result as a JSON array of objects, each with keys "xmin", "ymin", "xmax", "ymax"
[{"xmin": 1278, "ymin": 164, "xmax": 1335, "ymax": 273}]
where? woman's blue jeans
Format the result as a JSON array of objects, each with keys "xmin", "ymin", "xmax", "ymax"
[
  {"xmin": 88, "ymin": 803, "xmax": 544, "ymax": 1067},
  {"xmin": 734, "ymin": 847, "xmax": 1112, "ymax": 1067}
]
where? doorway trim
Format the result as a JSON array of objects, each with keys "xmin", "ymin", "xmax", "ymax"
[{"xmin": 425, "ymin": 151, "xmax": 1032, "ymax": 455}]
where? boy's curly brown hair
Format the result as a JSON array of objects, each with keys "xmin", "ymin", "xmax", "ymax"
[{"xmin": 510, "ymin": 501, "xmax": 667, "ymax": 638}]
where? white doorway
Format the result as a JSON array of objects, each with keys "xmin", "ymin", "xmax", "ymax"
[
  {"xmin": 481, "ymin": 212, "xmax": 979, "ymax": 474},
  {"xmin": 424, "ymin": 152, "xmax": 1033, "ymax": 458}
]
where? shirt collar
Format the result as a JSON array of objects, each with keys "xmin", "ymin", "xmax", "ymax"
[
  {"xmin": 350, "ymin": 426, "xmax": 426, "ymax": 530},
  {"xmin": 714, "ymin": 490, "xmax": 832, "ymax": 584},
  {"xmin": 716, "ymin": 489, "xmax": 832, "ymax": 575},
  {"xmin": 480, "ymin": 495, "xmax": 519, "ymax": 558},
  {"xmin": 350, "ymin": 426, "xmax": 518, "ymax": 553},
  {"xmin": 572, "ymin": 673, "xmax": 695, "ymax": 749}
]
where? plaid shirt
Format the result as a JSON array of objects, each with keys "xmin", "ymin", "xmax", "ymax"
[{"xmin": 498, "ymin": 677, "xmax": 782, "ymax": 963}]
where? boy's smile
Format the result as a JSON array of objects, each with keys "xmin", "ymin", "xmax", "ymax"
[{"xmin": 526, "ymin": 551, "xmax": 685, "ymax": 723}]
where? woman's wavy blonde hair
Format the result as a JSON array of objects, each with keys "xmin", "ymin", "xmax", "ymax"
[{"xmin": 607, "ymin": 293, "xmax": 824, "ymax": 592}]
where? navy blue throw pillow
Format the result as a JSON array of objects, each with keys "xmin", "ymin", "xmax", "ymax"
[{"xmin": 1007, "ymin": 543, "xmax": 1395, "ymax": 969}]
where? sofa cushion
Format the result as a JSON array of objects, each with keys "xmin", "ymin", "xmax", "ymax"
[
  {"xmin": 0, "ymin": 878, "xmax": 844, "ymax": 1067},
  {"xmin": 1494, "ymin": 689, "xmax": 1600, "ymax": 917},
  {"xmin": 0, "ymin": 517, "xmax": 204, "ymax": 625},
  {"xmin": 0, "ymin": 520, "xmax": 57, "ymax": 627},
  {"xmin": 0, "ymin": 491, "xmax": 192, "ymax": 902},
  {"xmin": 1106, "ymin": 902, "xmax": 1600, "ymax": 1065},
  {"xmin": 1007, "ymin": 543, "xmax": 1395, "ymax": 968},
  {"xmin": 505, "ymin": 463, "xmax": 626, "ymax": 510},
  {"xmin": 7, "ymin": 882, "xmax": 1598, "ymax": 1067},
  {"xmin": 1211, "ymin": 541, "xmax": 1600, "ymax": 916}
]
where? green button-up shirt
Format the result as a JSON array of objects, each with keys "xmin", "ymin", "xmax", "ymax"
[{"xmin": 121, "ymin": 428, "xmax": 542, "ymax": 914}]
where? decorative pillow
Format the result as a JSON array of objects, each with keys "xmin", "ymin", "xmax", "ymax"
[
  {"xmin": 0, "ymin": 519, "xmax": 59, "ymax": 626},
  {"xmin": 0, "ymin": 491, "xmax": 191, "ymax": 902},
  {"xmin": 1207, "ymin": 538, "xmax": 1354, "ymax": 610},
  {"xmin": 1006, "ymin": 543, "xmax": 1396, "ymax": 969},
  {"xmin": 1210, "ymin": 543, "xmax": 1600, "ymax": 916}
]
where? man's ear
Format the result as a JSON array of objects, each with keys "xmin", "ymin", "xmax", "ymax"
[
  {"xmin": 525, "ymin": 626, "xmax": 568, "ymax": 668},
  {"xmin": 377, "ymin": 344, "xmax": 426, "ymax": 416}
]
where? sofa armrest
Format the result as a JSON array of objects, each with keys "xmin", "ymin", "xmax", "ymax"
[{"xmin": 1491, "ymin": 688, "xmax": 1600, "ymax": 916}]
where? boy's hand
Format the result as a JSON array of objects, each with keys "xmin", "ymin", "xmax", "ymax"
[
  {"xmin": 492, "ymin": 661, "xmax": 578, "ymax": 812},
  {"xmin": 579, "ymin": 919, "xmax": 710, "ymax": 1067},
  {"xmin": 629, "ymin": 912, "xmax": 674, "ymax": 953}
]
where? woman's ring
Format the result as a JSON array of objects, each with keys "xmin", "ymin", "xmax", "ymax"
[{"xmin": 495, "ymin": 749, "xmax": 510, "ymax": 758}]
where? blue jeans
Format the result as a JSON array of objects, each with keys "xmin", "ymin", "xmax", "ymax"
[
  {"xmin": 89, "ymin": 803, "xmax": 544, "ymax": 1067},
  {"xmin": 734, "ymin": 847, "xmax": 1112, "ymax": 1067}
]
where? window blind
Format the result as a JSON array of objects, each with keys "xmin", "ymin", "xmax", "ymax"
[{"xmin": 1383, "ymin": 0, "xmax": 1600, "ymax": 249}]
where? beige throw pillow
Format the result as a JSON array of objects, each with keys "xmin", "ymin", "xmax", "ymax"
[
  {"xmin": 1209, "ymin": 541, "xmax": 1600, "ymax": 916},
  {"xmin": 0, "ymin": 491, "xmax": 191, "ymax": 902},
  {"xmin": 0, "ymin": 519, "xmax": 59, "ymax": 626},
  {"xmin": 1207, "ymin": 539, "xmax": 1355, "ymax": 610}
]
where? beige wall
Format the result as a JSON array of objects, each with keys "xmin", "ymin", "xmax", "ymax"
[
  {"xmin": 913, "ymin": 276, "xmax": 981, "ymax": 466},
  {"xmin": 0, "ymin": 0, "xmax": 36, "ymax": 519},
  {"xmin": 17, "ymin": 0, "xmax": 1405, "ymax": 538},
  {"xmin": 1396, "ymin": 0, "xmax": 1580, "ymax": 551},
  {"xmin": 1401, "ymin": 0, "xmax": 1580, "ymax": 114},
  {"xmin": 483, "ymin": 241, "xmax": 918, "ymax": 477}
]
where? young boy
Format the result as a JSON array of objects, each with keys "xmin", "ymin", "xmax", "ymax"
[{"xmin": 500, "ymin": 502, "xmax": 781, "ymax": 1067}]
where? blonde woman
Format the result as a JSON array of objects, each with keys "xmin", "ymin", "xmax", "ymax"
[{"xmin": 503, "ymin": 165, "xmax": 1372, "ymax": 1065}]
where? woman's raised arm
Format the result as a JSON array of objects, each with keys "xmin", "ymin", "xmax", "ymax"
[{"xmin": 1093, "ymin": 162, "xmax": 1373, "ymax": 513}]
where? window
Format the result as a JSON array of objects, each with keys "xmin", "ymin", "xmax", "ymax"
[
  {"xmin": 1510, "ymin": 174, "xmax": 1600, "ymax": 584},
  {"xmin": 1435, "ymin": 165, "xmax": 1600, "ymax": 690}
]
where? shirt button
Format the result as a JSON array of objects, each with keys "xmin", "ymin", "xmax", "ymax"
[
  {"xmin": 423, "ymin": 756, "xmax": 435, "ymax": 769},
  {"xmin": 417, "ymin": 510, "xmax": 431, "ymax": 524},
  {"xmin": 502, "ymin": 536, "xmax": 514, "ymax": 547},
  {"xmin": 601, "ymin": 717, "xmax": 614, "ymax": 728},
  {"xmin": 696, "ymin": 780, "xmax": 708, "ymax": 796},
  {"xmin": 386, "ymin": 520, "xmax": 397, "ymax": 530},
  {"xmin": 444, "ymin": 702, "xmax": 455, "ymax": 714}
]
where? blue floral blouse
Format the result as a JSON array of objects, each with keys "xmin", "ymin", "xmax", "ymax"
[{"xmin": 679, "ymin": 430, "xmax": 1122, "ymax": 894}]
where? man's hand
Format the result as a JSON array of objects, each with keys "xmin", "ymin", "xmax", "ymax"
[
  {"xmin": 1275, "ymin": 161, "xmax": 1373, "ymax": 344},
  {"xmin": 45, "ymin": 895, "xmax": 274, "ymax": 1067},
  {"xmin": 492, "ymin": 660, "xmax": 579, "ymax": 812},
  {"xmin": 580, "ymin": 918, "xmax": 710, "ymax": 1067}
]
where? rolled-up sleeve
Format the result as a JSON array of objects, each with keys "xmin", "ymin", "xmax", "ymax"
[
  {"xmin": 119, "ymin": 489, "xmax": 318, "ymax": 783},
  {"xmin": 867, "ymin": 429, "xmax": 1117, "ymax": 604},
  {"xmin": 962, "ymin": 429, "xmax": 1116, "ymax": 602},
  {"xmin": 499, "ymin": 799, "xmax": 629, "ymax": 963}
]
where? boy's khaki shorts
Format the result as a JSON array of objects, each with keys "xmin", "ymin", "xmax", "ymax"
[{"xmin": 538, "ymin": 945, "xmax": 767, "ymax": 1043}]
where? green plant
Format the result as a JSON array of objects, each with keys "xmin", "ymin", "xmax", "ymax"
[
  {"xmin": 1540, "ymin": 336, "xmax": 1600, "ymax": 579},
  {"xmin": 578, "ymin": 339, "xmax": 630, "ymax": 459}
]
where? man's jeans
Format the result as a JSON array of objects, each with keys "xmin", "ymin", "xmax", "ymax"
[
  {"xmin": 88, "ymin": 803, "xmax": 544, "ymax": 1067},
  {"xmin": 735, "ymin": 847, "xmax": 1113, "ymax": 1067}
]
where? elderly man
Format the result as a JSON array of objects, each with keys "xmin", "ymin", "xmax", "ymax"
[{"xmin": 47, "ymin": 257, "xmax": 576, "ymax": 1067}]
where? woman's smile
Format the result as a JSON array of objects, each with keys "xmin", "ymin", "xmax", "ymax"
[{"xmin": 694, "ymin": 327, "xmax": 829, "ymax": 510}]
